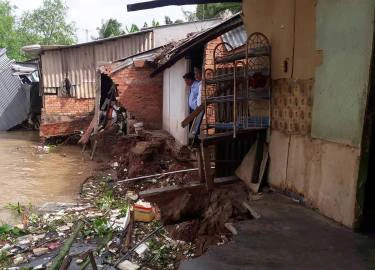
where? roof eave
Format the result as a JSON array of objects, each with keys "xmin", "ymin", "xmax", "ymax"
[{"xmin": 150, "ymin": 13, "xmax": 243, "ymax": 77}]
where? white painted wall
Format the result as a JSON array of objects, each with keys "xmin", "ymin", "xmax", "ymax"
[
  {"xmin": 163, "ymin": 58, "xmax": 189, "ymax": 145},
  {"xmin": 153, "ymin": 20, "xmax": 220, "ymax": 47}
]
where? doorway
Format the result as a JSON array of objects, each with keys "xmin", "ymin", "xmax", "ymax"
[{"xmin": 358, "ymin": 25, "xmax": 375, "ymax": 233}]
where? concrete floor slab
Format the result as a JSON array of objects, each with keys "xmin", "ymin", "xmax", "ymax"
[{"xmin": 180, "ymin": 193, "xmax": 375, "ymax": 270}]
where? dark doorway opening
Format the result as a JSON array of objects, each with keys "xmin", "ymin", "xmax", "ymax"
[
  {"xmin": 100, "ymin": 74, "xmax": 115, "ymax": 108},
  {"xmin": 359, "ymin": 25, "xmax": 375, "ymax": 233}
]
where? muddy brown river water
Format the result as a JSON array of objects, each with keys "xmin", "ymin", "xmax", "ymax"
[{"xmin": 0, "ymin": 131, "xmax": 95, "ymax": 224}]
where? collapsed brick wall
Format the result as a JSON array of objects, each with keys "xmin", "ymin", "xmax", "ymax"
[
  {"xmin": 41, "ymin": 96, "xmax": 95, "ymax": 138},
  {"xmin": 105, "ymin": 61, "xmax": 163, "ymax": 130}
]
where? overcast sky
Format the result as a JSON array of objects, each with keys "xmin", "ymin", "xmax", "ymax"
[{"xmin": 8, "ymin": 0, "xmax": 196, "ymax": 43}]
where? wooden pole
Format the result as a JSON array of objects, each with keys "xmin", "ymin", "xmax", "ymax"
[{"xmin": 116, "ymin": 168, "xmax": 199, "ymax": 184}]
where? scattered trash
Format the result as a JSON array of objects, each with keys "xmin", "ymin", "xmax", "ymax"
[
  {"xmin": 118, "ymin": 260, "xmax": 140, "ymax": 270},
  {"xmin": 13, "ymin": 255, "xmax": 25, "ymax": 265},
  {"xmin": 33, "ymin": 247, "xmax": 49, "ymax": 256},
  {"xmin": 134, "ymin": 243, "xmax": 149, "ymax": 257},
  {"xmin": 134, "ymin": 200, "xmax": 155, "ymax": 222}
]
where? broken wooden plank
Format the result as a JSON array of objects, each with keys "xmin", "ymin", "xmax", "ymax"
[
  {"xmin": 90, "ymin": 140, "xmax": 98, "ymax": 160},
  {"xmin": 214, "ymin": 176, "xmax": 239, "ymax": 185},
  {"xmin": 139, "ymin": 183, "xmax": 205, "ymax": 199},
  {"xmin": 196, "ymin": 150, "xmax": 205, "ymax": 183},
  {"xmin": 124, "ymin": 211, "xmax": 134, "ymax": 249},
  {"xmin": 181, "ymin": 104, "xmax": 204, "ymax": 128},
  {"xmin": 117, "ymin": 168, "xmax": 200, "ymax": 184},
  {"xmin": 201, "ymin": 144, "xmax": 214, "ymax": 190}
]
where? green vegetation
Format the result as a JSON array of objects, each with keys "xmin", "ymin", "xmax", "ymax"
[
  {"xmin": 97, "ymin": 18, "xmax": 125, "ymax": 39},
  {"xmin": 196, "ymin": 3, "xmax": 241, "ymax": 19},
  {"xmin": 0, "ymin": 224, "xmax": 26, "ymax": 239},
  {"xmin": 0, "ymin": 0, "xmax": 76, "ymax": 61},
  {"xmin": 0, "ymin": 250, "xmax": 11, "ymax": 268},
  {"xmin": 6, "ymin": 202, "xmax": 26, "ymax": 216},
  {"xmin": 183, "ymin": 3, "xmax": 242, "ymax": 22}
]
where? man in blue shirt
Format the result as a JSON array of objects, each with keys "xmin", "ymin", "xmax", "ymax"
[{"xmin": 183, "ymin": 72, "xmax": 200, "ymax": 112}]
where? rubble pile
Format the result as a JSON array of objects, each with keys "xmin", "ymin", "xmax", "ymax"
[{"xmin": 0, "ymin": 130, "xmax": 262, "ymax": 269}]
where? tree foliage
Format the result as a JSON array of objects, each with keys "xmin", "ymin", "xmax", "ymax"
[
  {"xmin": 0, "ymin": 1, "xmax": 19, "ymax": 60},
  {"xmin": 164, "ymin": 16, "xmax": 173, "ymax": 25},
  {"xmin": 0, "ymin": 0, "xmax": 76, "ymax": 61},
  {"xmin": 126, "ymin": 24, "xmax": 140, "ymax": 33},
  {"xmin": 182, "ymin": 8, "xmax": 197, "ymax": 22},
  {"xmin": 19, "ymin": 0, "xmax": 76, "ymax": 45},
  {"xmin": 152, "ymin": 19, "xmax": 160, "ymax": 27},
  {"xmin": 182, "ymin": 3, "xmax": 241, "ymax": 22},
  {"xmin": 97, "ymin": 18, "xmax": 124, "ymax": 39}
]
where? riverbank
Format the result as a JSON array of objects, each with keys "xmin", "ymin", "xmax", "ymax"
[
  {"xmin": 0, "ymin": 129, "xmax": 258, "ymax": 269},
  {"xmin": 0, "ymin": 131, "xmax": 96, "ymax": 225}
]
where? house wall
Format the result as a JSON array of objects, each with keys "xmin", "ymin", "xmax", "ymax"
[
  {"xmin": 163, "ymin": 58, "xmax": 189, "ymax": 145},
  {"xmin": 153, "ymin": 20, "xmax": 220, "ymax": 47},
  {"xmin": 108, "ymin": 61, "xmax": 163, "ymax": 129},
  {"xmin": 41, "ymin": 31, "xmax": 154, "ymax": 99},
  {"xmin": 312, "ymin": 0, "xmax": 374, "ymax": 146},
  {"xmin": 40, "ymin": 31, "xmax": 155, "ymax": 138},
  {"xmin": 40, "ymin": 96, "xmax": 94, "ymax": 138},
  {"xmin": 242, "ymin": 0, "xmax": 374, "ymax": 228}
]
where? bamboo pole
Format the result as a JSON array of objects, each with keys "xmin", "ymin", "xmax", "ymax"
[{"xmin": 48, "ymin": 221, "xmax": 84, "ymax": 270}]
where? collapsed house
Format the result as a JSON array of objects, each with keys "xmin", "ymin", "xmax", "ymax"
[
  {"xmin": 127, "ymin": 0, "xmax": 375, "ymax": 231},
  {"xmin": 0, "ymin": 49, "xmax": 41, "ymax": 130},
  {"xmin": 100, "ymin": 48, "xmax": 164, "ymax": 130},
  {"xmin": 22, "ymin": 19, "xmax": 219, "ymax": 138}
]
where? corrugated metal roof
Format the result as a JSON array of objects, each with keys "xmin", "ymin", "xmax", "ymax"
[
  {"xmin": 221, "ymin": 25, "xmax": 247, "ymax": 50},
  {"xmin": 110, "ymin": 47, "xmax": 163, "ymax": 74},
  {"xmin": 151, "ymin": 13, "xmax": 243, "ymax": 76},
  {"xmin": 40, "ymin": 31, "xmax": 154, "ymax": 98},
  {"xmin": 0, "ymin": 49, "xmax": 28, "ymax": 130}
]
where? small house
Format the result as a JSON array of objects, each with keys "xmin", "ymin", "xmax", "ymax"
[{"xmin": 22, "ymin": 19, "xmax": 220, "ymax": 138}]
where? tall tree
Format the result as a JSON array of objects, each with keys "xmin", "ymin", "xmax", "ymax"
[
  {"xmin": 0, "ymin": 0, "xmax": 76, "ymax": 61},
  {"xmin": 126, "ymin": 24, "xmax": 139, "ymax": 33},
  {"xmin": 0, "ymin": 1, "xmax": 19, "ymax": 59},
  {"xmin": 164, "ymin": 16, "xmax": 173, "ymax": 25},
  {"xmin": 97, "ymin": 18, "xmax": 124, "ymax": 39},
  {"xmin": 18, "ymin": 0, "xmax": 76, "ymax": 45},
  {"xmin": 196, "ymin": 3, "xmax": 241, "ymax": 19},
  {"xmin": 182, "ymin": 8, "xmax": 197, "ymax": 22},
  {"xmin": 152, "ymin": 19, "xmax": 160, "ymax": 27}
]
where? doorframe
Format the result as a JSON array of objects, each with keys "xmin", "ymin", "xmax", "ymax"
[{"xmin": 355, "ymin": 19, "xmax": 375, "ymax": 231}]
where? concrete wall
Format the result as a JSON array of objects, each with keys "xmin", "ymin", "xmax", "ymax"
[
  {"xmin": 153, "ymin": 20, "xmax": 220, "ymax": 47},
  {"xmin": 269, "ymin": 130, "xmax": 360, "ymax": 227},
  {"xmin": 312, "ymin": 0, "xmax": 375, "ymax": 146},
  {"xmin": 163, "ymin": 58, "xmax": 189, "ymax": 145},
  {"xmin": 242, "ymin": 0, "xmax": 374, "ymax": 228}
]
